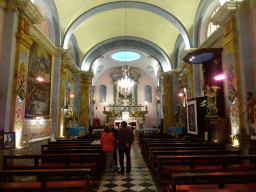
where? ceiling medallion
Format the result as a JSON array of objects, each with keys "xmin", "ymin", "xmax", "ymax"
[
  {"xmin": 96, "ymin": 65, "xmax": 104, "ymax": 74},
  {"xmin": 146, "ymin": 65, "xmax": 154, "ymax": 74}
]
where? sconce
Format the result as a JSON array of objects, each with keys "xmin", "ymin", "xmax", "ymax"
[{"xmin": 92, "ymin": 97, "xmax": 96, "ymax": 104}]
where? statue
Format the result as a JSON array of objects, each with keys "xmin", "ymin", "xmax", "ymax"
[{"xmin": 205, "ymin": 85, "xmax": 220, "ymax": 118}]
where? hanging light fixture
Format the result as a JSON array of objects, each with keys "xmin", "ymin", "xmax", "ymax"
[
  {"xmin": 117, "ymin": 65, "xmax": 134, "ymax": 98},
  {"xmin": 116, "ymin": 3, "xmax": 135, "ymax": 99}
]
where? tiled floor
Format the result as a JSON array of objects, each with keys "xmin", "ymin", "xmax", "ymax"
[{"xmin": 92, "ymin": 140, "xmax": 159, "ymax": 192}]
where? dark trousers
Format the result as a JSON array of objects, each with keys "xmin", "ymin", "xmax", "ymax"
[
  {"xmin": 113, "ymin": 146, "xmax": 117, "ymax": 166},
  {"xmin": 118, "ymin": 147, "xmax": 131, "ymax": 172}
]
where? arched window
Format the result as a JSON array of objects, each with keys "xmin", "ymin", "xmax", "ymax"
[
  {"xmin": 99, "ymin": 85, "xmax": 106, "ymax": 102},
  {"xmin": 207, "ymin": 6, "xmax": 220, "ymax": 38},
  {"xmin": 144, "ymin": 85, "xmax": 152, "ymax": 103}
]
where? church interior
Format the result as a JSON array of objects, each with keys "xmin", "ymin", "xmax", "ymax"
[{"xmin": 1, "ymin": 0, "xmax": 256, "ymax": 191}]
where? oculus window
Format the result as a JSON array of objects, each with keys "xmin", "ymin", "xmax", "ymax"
[{"xmin": 111, "ymin": 51, "xmax": 141, "ymax": 62}]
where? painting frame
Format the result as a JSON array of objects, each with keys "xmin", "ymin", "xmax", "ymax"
[
  {"xmin": 4, "ymin": 132, "xmax": 16, "ymax": 149},
  {"xmin": 25, "ymin": 40, "xmax": 53, "ymax": 117},
  {"xmin": 186, "ymin": 100, "xmax": 198, "ymax": 135}
]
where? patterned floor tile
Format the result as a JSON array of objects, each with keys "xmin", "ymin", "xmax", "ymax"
[{"xmin": 96, "ymin": 142, "xmax": 159, "ymax": 192}]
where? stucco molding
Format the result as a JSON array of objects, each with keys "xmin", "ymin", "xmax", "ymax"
[
  {"xmin": 199, "ymin": 26, "xmax": 224, "ymax": 48},
  {"xmin": 210, "ymin": 1, "xmax": 243, "ymax": 26},
  {"xmin": 0, "ymin": 0, "xmax": 6, "ymax": 10},
  {"xmin": 17, "ymin": 0, "xmax": 45, "ymax": 24},
  {"xmin": 30, "ymin": 25, "xmax": 57, "ymax": 55}
]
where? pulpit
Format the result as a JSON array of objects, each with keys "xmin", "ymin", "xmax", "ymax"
[{"xmin": 204, "ymin": 118, "xmax": 229, "ymax": 143}]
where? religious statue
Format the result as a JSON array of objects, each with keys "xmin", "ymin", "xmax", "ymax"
[{"xmin": 205, "ymin": 85, "xmax": 220, "ymax": 118}]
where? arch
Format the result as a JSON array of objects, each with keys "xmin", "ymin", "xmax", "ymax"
[
  {"xmin": 173, "ymin": 35, "xmax": 184, "ymax": 69},
  {"xmin": 192, "ymin": 0, "xmax": 215, "ymax": 48},
  {"xmin": 62, "ymin": 1, "xmax": 191, "ymax": 51},
  {"xmin": 81, "ymin": 36, "xmax": 169, "ymax": 72}
]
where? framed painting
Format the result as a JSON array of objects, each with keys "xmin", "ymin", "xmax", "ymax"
[
  {"xmin": 4, "ymin": 132, "xmax": 15, "ymax": 149},
  {"xmin": 0, "ymin": 129, "xmax": 4, "ymax": 150},
  {"xmin": 25, "ymin": 41, "xmax": 52, "ymax": 117},
  {"xmin": 186, "ymin": 100, "xmax": 198, "ymax": 135}
]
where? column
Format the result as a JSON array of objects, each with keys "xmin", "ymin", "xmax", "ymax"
[
  {"xmin": 89, "ymin": 86, "xmax": 96, "ymax": 126},
  {"xmin": 160, "ymin": 72, "xmax": 173, "ymax": 133},
  {"xmin": 222, "ymin": 19, "xmax": 244, "ymax": 136},
  {"xmin": 80, "ymin": 72, "xmax": 94, "ymax": 133},
  {"xmin": 51, "ymin": 56, "xmax": 61, "ymax": 136},
  {"xmin": 155, "ymin": 86, "xmax": 161, "ymax": 127},
  {"xmin": 57, "ymin": 57, "xmax": 67, "ymax": 137},
  {"xmin": 0, "ymin": 1, "xmax": 19, "ymax": 132},
  {"xmin": 236, "ymin": 2, "xmax": 255, "ymax": 133}
]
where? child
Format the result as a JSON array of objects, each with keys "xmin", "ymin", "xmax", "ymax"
[{"xmin": 100, "ymin": 126, "xmax": 119, "ymax": 173}]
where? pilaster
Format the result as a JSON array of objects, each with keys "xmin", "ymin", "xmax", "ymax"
[
  {"xmin": 222, "ymin": 19, "xmax": 243, "ymax": 132},
  {"xmin": 0, "ymin": 2, "xmax": 19, "ymax": 133},
  {"xmin": 80, "ymin": 72, "xmax": 94, "ymax": 133},
  {"xmin": 11, "ymin": 14, "xmax": 33, "ymax": 147},
  {"xmin": 160, "ymin": 72, "xmax": 173, "ymax": 133}
]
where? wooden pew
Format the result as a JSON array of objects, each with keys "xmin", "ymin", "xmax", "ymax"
[
  {"xmin": 143, "ymin": 143, "xmax": 208, "ymax": 160},
  {"xmin": 140, "ymin": 138, "xmax": 188, "ymax": 149},
  {"xmin": 41, "ymin": 144, "xmax": 101, "ymax": 150},
  {"xmin": 41, "ymin": 148, "xmax": 102, "ymax": 155},
  {"xmin": 169, "ymin": 171, "xmax": 256, "ymax": 192},
  {"xmin": 156, "ymin": 155, "xmax": 256, "ymax": 187},
  {"xmin": 48, "ymin": 140, "xmax": 93, "ymax": 145},
  {"xmin": 3, "ymin": 153, "xmax": 101, "ymax": 170},
  {"xmin": 147, "ymin": 146, "xmax": 227, "ymax": 165},
  {"xmin": 151, "ymin": 150, "xmax": 240, "ymax": 176},
  {"xmin": 0, "ymin": 168, "xmax": 91, "ymax": 191}
]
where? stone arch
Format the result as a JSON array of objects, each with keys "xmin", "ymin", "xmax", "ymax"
[{"xmin": 81, "ymin": 36, "xmax": 170, "ymax": 72}]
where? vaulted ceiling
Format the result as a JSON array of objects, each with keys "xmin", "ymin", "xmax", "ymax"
[{"xmin": 52, "ymin": 0, "xmax": 203, "ymax": 82}]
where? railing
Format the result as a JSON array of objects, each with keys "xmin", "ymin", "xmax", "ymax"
[{"xmin": 104, "ymin": 104, "xmax": 147, "ymax": 112}]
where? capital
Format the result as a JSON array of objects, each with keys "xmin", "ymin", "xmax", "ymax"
[{"xmin": 80, "ymin": 71, "xmax": 94, "ymax": 79}]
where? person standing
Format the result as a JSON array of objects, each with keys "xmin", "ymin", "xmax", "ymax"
[
  {"xmin": 100, "ymin": 126, "xmax": 119, "ymax": 173},
  {"xmin": 109, "ymin": 122, "xmax": 118, "ymax": 166},
  {"xmin": 241, "ymin": 92, "xmax": 256, "ymax": 134},
  {"xmin": 118, "ymin": 121, "xmax": 134, "ymax": 174}
]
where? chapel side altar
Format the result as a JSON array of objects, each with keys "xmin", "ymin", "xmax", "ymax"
[{"xmin": 103, "ymin": 104, "xmax": 148, "ymax": 125}]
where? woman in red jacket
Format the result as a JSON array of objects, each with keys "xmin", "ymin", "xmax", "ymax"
[{"xmin": 100, "ymin": 126, "xmax": 119, "ymax": 173}]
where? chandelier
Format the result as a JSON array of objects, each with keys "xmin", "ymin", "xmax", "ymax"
[{"xmin": 117, "ymin": 65, "xmax": 134, "ymax": 98}]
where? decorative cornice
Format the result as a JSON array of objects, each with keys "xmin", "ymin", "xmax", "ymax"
[
  {"xmin": 199, "ymin": 26, "xmax": 224, "ymax": 49},
  {"xmin": 210, "ymin": 1, "xmax": 243, "ymax": 26},
  {"xmin": 17, "ymin": 0, "xmax": 45, "ymax": 24},
  {"xmin": 30, "ymin": 25, "xmax": 57, "ymax": 55},
  {"xmin": 0, "ymin": 0, "xmax": 6, "ymax": 10},
  {"xmin": 5, "ymin": 0, "xmax": 18, "ymax": 13},
  {"xmin": 80, "ymin": 71, "xmax": 94, "ymax": 79}
]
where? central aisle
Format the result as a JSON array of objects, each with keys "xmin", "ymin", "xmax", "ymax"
[{"xmin": 93, "ymin": 140, "xmax": 159, "ymax": 192}]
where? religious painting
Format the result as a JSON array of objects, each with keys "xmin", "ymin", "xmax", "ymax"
[
  {"xmin": 187, "ymin": 100, "xmax": 198, "ymax": 135},
  {"xmin": 0, "ymin": 129, "xmax": 4, "ymax": 150},
  {"xmin": 25, "ymin": 41, "xmax": 52, "ymax": 117},
  {"xmin": 4, "ymin": 132, "xmax": 15, "ymax": 149}
]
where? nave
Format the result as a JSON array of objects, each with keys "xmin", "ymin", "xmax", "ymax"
[{"xmin": 94, "ymin": 140, "xmax": 158, "ymax": 192}]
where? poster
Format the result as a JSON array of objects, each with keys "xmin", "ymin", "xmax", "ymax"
[{"xmin": 187, "ymin": 100, "xmax": 198, "ymax": 135}]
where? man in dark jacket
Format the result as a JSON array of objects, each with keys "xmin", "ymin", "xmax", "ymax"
[
  {"xmin": 117, "ymin": 121, "xmax": 134, "ymax": 174},
  {"xmin": 109, "ymin": 122, "xmax": 118, "ymax": 166}
]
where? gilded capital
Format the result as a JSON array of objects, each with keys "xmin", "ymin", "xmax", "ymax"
[
  {"xmin": 6, "ymin": 0, "xmax": 18, "ymax": 14},
  {"xmin": 0, "ymin": 0, "xmax": 6, "ymax": 10},
  {"xmin": 17, "ymin": 0, "xmax": 45, "ymax": 24},
  {"xmin": 80, "ymin": 71, "xmax": 94, "ymax": 79}
]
